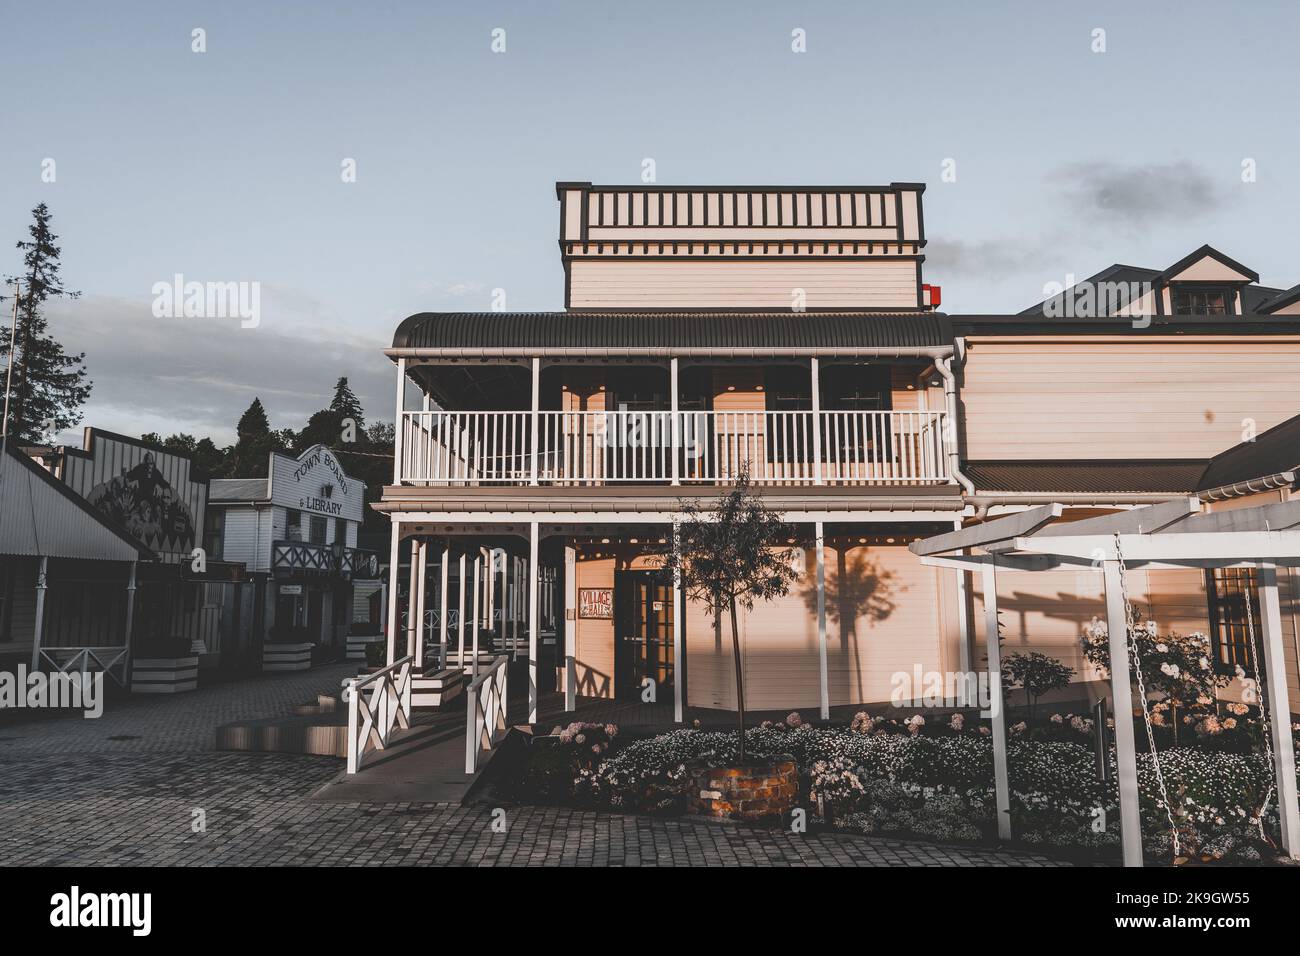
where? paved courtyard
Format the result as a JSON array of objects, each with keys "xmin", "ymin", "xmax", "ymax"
[{"xmin": 0, "ymin": 665, "xmax": 1072, "ymax": 867}]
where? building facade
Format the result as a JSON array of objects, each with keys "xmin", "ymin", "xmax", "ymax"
[
  {"xmin": 208, "ymin": 445, "xmax": 378, "ymax": 659},
  {"xmin": 376, "ymin": 182, "xmax": 1300, "ymax": 722}
]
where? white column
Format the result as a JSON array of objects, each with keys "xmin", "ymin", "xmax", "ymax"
[
  {"xmin": 511, "ymin": 555, "xmax": 520, "ymax": 652},
  {"xmin": 385, "ymin": 522, "xmax": 401, "ymax": 666},
  {"xmin": 1257, "ymin": 562, "xmax": 1300, "ymax": 859},
  {"xmin": 528, "ymin": 520, "xmax": 540, "ymax": 723},
  {"xmin": 670, "ymin": 357, "xmax": 680, "ymax": 487},
  {"xmin": 487, "ymin": 548, "xmax": 497, "ymax": 640},
  {"xmin": 413, "ymin": 539, "xmax": 428, "ymax": 670},
  {"xmin": 529, "ymin": 357, "xmax": 540, "ymax": 486},
  {"xmin": 392, "ymin": 358, "xmax": 407, "ymax": 484},
  {"xmin": 982, "ymin": 559, "xmax": 1012, "ymax": 842},
  {"xmin": 810, "ymin": 357, "xmax": 823, "ymax": 485},
  {"xmin": 671, "ymin": 521, "xmax": 684, "ymax": 722},
  {"xmin": 955, "ymin": 539, "xmax": 973, "ymax": 673},
  {"xmin": 564, "ymin": 543, "xmax": 577, "ymax": 711},
  {"xmin": 471, "ymin": 551, "xmax": 481, "ymax": 679},
  {"xmin": 29, "ymin": 556, "xmax": 49, "ymax": 671},
  {"xmin": 123, "ymin": 560, "xmax": 138, "ymax": 680},
  {"xmin": 406, "ymin": 538, "xmax": 419, "ymax": 662},
  {"xmin": 439, "ymin": 541, "xmax": 450, "ymax": 670},
  {"xmin": 815, "ymin": 522, "xmax": 829, "ymax": 720},
  {"xmin": 457, "ymin": 552, "xmax": 467, "ymax": 672},
  {"xmin": 1102, "ymin": 559, "xmax": 1144, "ymax": 867}
]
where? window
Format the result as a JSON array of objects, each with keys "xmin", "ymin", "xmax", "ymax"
[
  {"xmin": 336, "ymin": 517, "xmax": 348, "ymax": 546},
  {"xmin": 203, "ymin": 509, "xmax": 225, "ymax": 560},
  {"xmin": 1205, "ymin": 568, "xmax": 1264, "ymax": 677},
  {"xmin": 309, "ymin": 515, "xmax": 328, "ymax": 545},
  {"xmin": 1173, "ymin": 285, "xmax": 1233, "ymax": 315},
  {"xmin": 286, "ymin": 508, "xmax": 303, "ymax": 542}
]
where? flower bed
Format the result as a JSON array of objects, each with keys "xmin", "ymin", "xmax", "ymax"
[{"xmin": 506, "ymin": 709, "xmax": 1300, "ymax": 864}]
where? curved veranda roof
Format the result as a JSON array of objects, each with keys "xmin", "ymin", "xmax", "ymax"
[{"xmin": 389, "ymin": 311, "xmax": 954, "ymax": 357}]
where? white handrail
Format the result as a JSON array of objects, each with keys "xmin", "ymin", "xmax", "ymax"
[
  {"xmin": 465, "ymin": 654, "xmax": 510, "ymax": 773},
  {"xmin": 344, "ymin": 654, "xmax": 413, "ymax": 774},
  {"xmin": 399, "ymin": 409, "xmax": 950, "ymax": 486}
]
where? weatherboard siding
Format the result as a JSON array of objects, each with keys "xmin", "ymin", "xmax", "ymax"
[
  {"xmin": 567, "ymin": 259, "xmax": 920, "ymax": 310},
  {"xmin": 960, "ymin": 339, "xmax": 1300, "ymax": 459}
]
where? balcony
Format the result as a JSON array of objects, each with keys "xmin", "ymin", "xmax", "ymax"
[
  {"xmin": 272, "ymin": 540, "xmax": 380, "ymax": 579},
  {"xmin": 396, "ymin": 409, "xmax": 950, "ymax": 486}
]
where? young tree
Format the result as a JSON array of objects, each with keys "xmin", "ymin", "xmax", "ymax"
[
  {"xmin": 659, "ymin": 467, "xmax": 803, "ymax": 760},
  {"xmin": 1, "ymin": 203, "xmax": 90, "ymax": 441},
  {"xmin": 1001, "ymin": 651, "xmax": 1075, "ymax": 729}
]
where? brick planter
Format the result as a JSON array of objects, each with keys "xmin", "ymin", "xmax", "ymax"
[{"xmin": 689, "ymin": 758, "xmax": 799, "ymax": 822}]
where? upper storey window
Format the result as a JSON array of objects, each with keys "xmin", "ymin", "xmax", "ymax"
[{"xmin": 1172, "ymin": 285, "xmax": 1233, "ymax": 315}]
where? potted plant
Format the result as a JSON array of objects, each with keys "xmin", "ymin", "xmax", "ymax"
[{"xmin": 346, "ymin": 620, "xmax": 385, "ymax": 662}]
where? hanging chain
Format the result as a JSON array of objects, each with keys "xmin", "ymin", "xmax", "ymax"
[
  {"xmin": 1241, "ymin": 573, "xmax": 1277, "ymax": 840},
  {"xmin": 1114, "ymin": 533, "xmax": 1181, "ymax": 857}
]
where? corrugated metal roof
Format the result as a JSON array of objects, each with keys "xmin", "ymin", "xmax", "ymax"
[
  {"xmin": 965, "ymin": 459, "xmax": 1209, "ymax": 494},
  {"xmin": 209, "ymin": 477, "xmax": 270, "ymax": 502},
  {"xmin": 1198, "ymin": 413, "xmax": 1300, "ymax": 490},
  {"xmin": 0, "ymin": 444, "xmax": 155, "ymax": 561},
  {"xmin": 391, "ymin": 312, "xmax": 953, "ymax": 352}
]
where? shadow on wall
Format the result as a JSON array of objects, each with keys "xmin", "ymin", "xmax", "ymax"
[
  {"xmin": 800, "ymin": 547, "xmax": 903, "ymax": 703},
  {"xmin": 572, "ymin": 663, "xmax": 611, "ymax": 699}
]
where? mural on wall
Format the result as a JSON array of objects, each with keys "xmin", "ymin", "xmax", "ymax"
[{"xmin": 86, "ymin": 452, "xmax": 196, "ymax": 554}]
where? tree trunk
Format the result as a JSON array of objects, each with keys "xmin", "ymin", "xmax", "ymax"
[{"xmin": 729, "ymin": 594, "xmax": 745, "ymax": 762}]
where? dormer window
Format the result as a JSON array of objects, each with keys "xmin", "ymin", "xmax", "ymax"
[{"xmin": 1172, "ymin": 285, "xmax": 1233, "ymax": 315}]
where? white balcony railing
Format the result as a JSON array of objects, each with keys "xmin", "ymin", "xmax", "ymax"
[{"xmin": 399, "ymin": 409, "xmax": 949, "ymax": 486}]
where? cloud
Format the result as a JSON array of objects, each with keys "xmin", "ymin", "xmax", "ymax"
[
  {"xmin": 1057, "ymin": 160, "xmax": 1226, "ymax": 224},
  {"xmin": 41, "ymin": 294, "xmax": 394, "ymax": 446},
  {"xmin": 925, "ymin": 237, "xmax": 1060, "ymax": 278}
]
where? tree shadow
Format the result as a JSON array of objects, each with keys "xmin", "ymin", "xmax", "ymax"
[{"xmin": 800, "ymin": 547, "xmax": 904, "ymax": 701}]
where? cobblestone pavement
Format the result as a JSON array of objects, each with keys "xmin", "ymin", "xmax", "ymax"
[{"xmin": 0, "ymin": 666, "xmax": 1073, "ymax": 867}]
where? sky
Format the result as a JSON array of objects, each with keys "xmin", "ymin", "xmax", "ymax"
[{"xmin": 1, "ymin": 0, "xmax": 1297, "ymax": 445}]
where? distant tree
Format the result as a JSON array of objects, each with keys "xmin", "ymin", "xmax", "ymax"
[
  {"xmin": 329, "ymin": 376, "xmax": 364, "ymax": 429},
  {"xmin": 137, "ymin": 431, "xmax": 229, "ymax": 477},
  {"xmin": 659, "ymin": 467, "xmax": 803, "ymax": 760},
  {"xmin": 1, "ymin": 203, "xmax": 90, "ymax": 441},
  {"xmin": 228, "ymin": 397, "xmax": 287, "ymax": 477},
  {"xmin": 366, "ymin": 420, "xmax": 394, "ymax": 447},
  {"xmin": 191, "ymin": 436, "xmax": 229, "ymax": 477}
]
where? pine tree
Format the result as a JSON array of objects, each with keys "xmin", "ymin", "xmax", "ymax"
[
  {"xmin": 229, "ymin": 397, "xmax": 286, "ymax": 477},
  {"xmin": 2, "ymin": 203, "xmax": 91, "ymax": 441},
  {"xmin": 328, "ymin": 376, "xmax": 364, "ymax": 428}
]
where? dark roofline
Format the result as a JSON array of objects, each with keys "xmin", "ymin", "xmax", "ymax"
[
  {"xmin": 1259, "ymin": 284, "xmax": 1300, "ymax": 315},
  {"xmin": 3, "ymin": 442, "xmax": 157, "ymax": 560},
  {"xmin": 1197, "ymin": 412, "xmax": 1300, "ymax": 491},
  {"xmin": 390, "ymin": 311, "xmax": 955, "ymax": 354},
  {"xmin": 1155, "ymin": 244, "xmax": 1259, "ymax": 284}
]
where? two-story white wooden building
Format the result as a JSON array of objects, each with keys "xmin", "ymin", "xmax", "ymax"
[
  {"xmin": 371, "ymin": 181, "xmax": 1300, "ymax": 733},
  {"xmin": 208, "ymin": 445, "xmax": 377, "ymax": 658}
]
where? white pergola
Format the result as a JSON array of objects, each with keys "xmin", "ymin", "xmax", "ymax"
[{"xmin": 911, "ymin": 496, "xmax": 1300, "ymax": 867}]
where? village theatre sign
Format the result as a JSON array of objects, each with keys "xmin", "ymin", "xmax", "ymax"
[{"xmin": 270, "ymin": 445, "xmax": 364, "ymax": 522}]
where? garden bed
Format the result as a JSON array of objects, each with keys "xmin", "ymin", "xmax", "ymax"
[{"xmin": 502, "ymin": 710, "xmax": 1300, "ymax": 865}]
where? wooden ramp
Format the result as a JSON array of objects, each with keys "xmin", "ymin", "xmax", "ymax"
[{"xmin": 309, "ymin": 709, "xmax": 503, "ymax": 805}]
